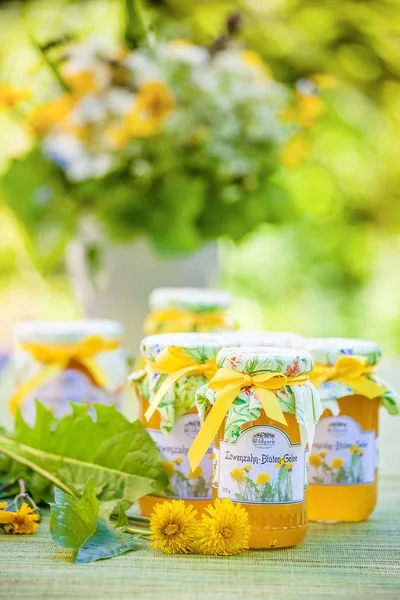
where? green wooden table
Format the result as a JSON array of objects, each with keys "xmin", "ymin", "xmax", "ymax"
[{"xmin": 1, "ymin": 475, "xmax": 399, "ymax": 600}]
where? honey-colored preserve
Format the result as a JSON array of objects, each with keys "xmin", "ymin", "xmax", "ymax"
[
  {"xmin": 308, "ymin": 395, "xmax": 379, "ymax": 523},
  {"xmin": 215, "ymin": 411, "xmax": 308, "ymax": 549}
]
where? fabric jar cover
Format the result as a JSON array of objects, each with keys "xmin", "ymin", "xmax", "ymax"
[
  {"xmin": 218, "ymin": 330, "xmax": 304, "ymax": 349},
  {"xmin": 13, "ymin": 319, "xmax": 127, "ymax": 423},
  {"xmin": 306, "ymin": 337, "xmax": 399, "ymax": 416}
]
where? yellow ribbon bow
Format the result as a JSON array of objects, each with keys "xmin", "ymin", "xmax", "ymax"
[
  {"xmin": 142, "ymin": 346, "xmax": 217, "ymax": 422},
  {"xmin": 144, "ymin": 308, "xmax": 237, "ymax": 334},
  {"xmin": 9, "ymin": 335, "xmax": 119, "ymax": 415},
  {"xmin": 309, "ymin": 355, "xmax": 387, "ymax": 399},
  {"xmin": 188, "ymin": 368, "xmax": 309, "ymax": 470}
]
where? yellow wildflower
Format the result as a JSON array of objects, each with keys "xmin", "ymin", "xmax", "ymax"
[
  {"xmin": 188, "ymin": 466, "xmax": 203, "ymax": 480},
  {"xmin": 309, "ymin": 454, "xmax": 322, "ymax": 468},
  {"xmin": 357, "ymin": 448, "xmax": 364, "ymax": 456},
  {"xmin": 230, "ymin": 468, "xmax": 245, "ymax": 484},
  {"xmin": 243, "ymin": 465, "xmax": 252, "ymax": 472},
  {"xmin": 2, "ymin": 503, "xmax": 40, "ymax": 535},
  {"xmin": 0, "ymin": 84, "xmax": 31, "ymax": 109},
  {"xmin": 65, "ymin": 70, "xmax": 98, "ymax": 98},
  {"xmin": 256, "ymin": 473, "xmax": 270, "ymax": 485},
  {"xmin": 162, "ymin": 460, "xmax": 176, "ymax": 477},
  {"xmin": 136, "ymin": 81, "xmax": 174, "ymax": 122},
  {"xmin": 275, "ymin": 458, "xmax": 285, "ymax": 469},
  {"xmin": 196, "ymin": 498, "xmax": 251, "ymax": 556},
  {"xmin": 295, "ymin": 91, "xmax": 325, "ymax": 128},
  {"xmin": 319, "ymin": 451, "xmax": 328, "ymax": 458},
  {"xmin": 331, "ymin": 458, "xmax": 344, "ymax": 469},
  {"xmin": 30, "ymin": 96, "xmax": 73, "ymax": 135},
  {"xmin": 280, "ymin": 134, "xmax": 310, "ymax": 169},
  {"xmin": 349, "ymin": 444, "xmax": 357, "ymax": 454},
  {"xmin": 173, "ymin": 457, "xmax": 184, "ymax": 465},
  {"xmin": 284, "ymin": 462, "xmax": 293, "ymax": 470},
  {"xmin": 150, "ymin": 500, "xmax": 199, "ymax": 554}
]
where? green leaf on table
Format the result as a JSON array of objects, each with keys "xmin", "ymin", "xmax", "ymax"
[
  {"xmin": 50, "ymin": 479, "xmax": 139, "ymax": 563},
  {"xmin": 0, "ymin": 402, "xmax": 168, "ymax": 508}
]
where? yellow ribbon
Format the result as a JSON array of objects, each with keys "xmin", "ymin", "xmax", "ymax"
[
  {"xmin": 144, "ymin": 308, "xmax": 237, "ymax": 334},
  {"xmin": 309, "ymin": 355, "xmax": 387, "ymax": 399},
  {"xmin": 142, "ymin": 346, "xmax": 217, "ymax": 422},
  {"xmin": 10, "ymin": 336, "xmax": 119, "ymax": 415},
  {"xmin": 188, "ymin": 368, "xmax": 309, "ymax": 470}
]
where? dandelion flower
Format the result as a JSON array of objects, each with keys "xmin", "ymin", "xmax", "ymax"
[
  {"xmin": 284, "ymin": 462, "xmax": 293, "ymax": 470},
  {"xmin": 275, "ymin": 458, "xmax": 285, "ymax": 469},
  {"xmin": 188, "ymin": 466, "xmax": 203, "ymax": 480},
  {"xmin": 309, "ymin": 454, "xmax": 322, "ymax": 468},
  {"xmin": 173, "ymin": 457, "xmax": 184, "ymax": 465},
  {"xmin": 349, "ymin": 444, "xmax": 357, "ymax": 454},
  {"xmin": 0, "ymin": 85, "xmax": 31, "ymax": 109},
  {"xmin": 243, "ymin": 465, "xmax": 252, "ymax": 472},
  {"xmin": 150, "ymin": 500, "xmax": 199, "ymax": 554},
  {"xmin": 230, "ymin": 468, "xmax": 245, "ymax": 484},
  {"xmin": 162, "ymin": 460, "xmax": 176, "ymax": 477},
  {"xmin": 196, "ymin": 499, "xmax": 251, "ymax": 556},
  {"xmin": 137, "ymin": 81, "xmax": 174, "ymax": 122},
  {"xmin": 2, "ymin": 503, "xmax": 40, "ymax": 535},
  {"xmin": 331, "ymin": 458, "xmax": 344, "ymax": 469},
  {"xmin": 256, "ymin": 473, "xmax": 270, "ymax": 485},
  {"xmin": 357, "ymin": 449, "xmax": 364, "ymax": 456},
  {"xmin": 319, "ymin": 451, "xmax": 328, "ymax": 458}
]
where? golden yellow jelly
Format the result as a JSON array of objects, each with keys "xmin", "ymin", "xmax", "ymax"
[
  {"xmin": 308, "ymin": 395, "xmax": 379, "ymax": 523},
  {"xmin": 214, "ymin": 411, "xmax": 308, "ymax": 549}
]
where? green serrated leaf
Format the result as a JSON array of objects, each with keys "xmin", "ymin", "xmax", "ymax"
[{"xmin": 50, "ymin": 479, "xmax": 139, "ymax": 563}]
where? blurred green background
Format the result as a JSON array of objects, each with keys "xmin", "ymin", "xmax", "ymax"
[{"xmin": 0, "ymin": 0, "xmax": 400, "ymax": 352}]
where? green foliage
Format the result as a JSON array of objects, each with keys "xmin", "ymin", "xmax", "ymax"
[
  {"xmin": 0, "ymin": 401, "xmax": 168, "ymax": 507},
  {"xmin": 50, "ymin": 479, "xmax": 139, "ymax": 563}
]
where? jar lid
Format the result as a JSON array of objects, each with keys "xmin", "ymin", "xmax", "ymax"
[
  {"xmin": 216, "ymin": 346, "xmax": 313, "ymax": 375},
  {"xmin": 141, "ymin": 332, "xmax": 222, "ymax": 360},
  {"xmin": 218, "ymin": 330, "xmax": 304, "ymax": 348},
  {"xmin": 306, "ymin": 337, "xmax": 381, "ymax": 367},
  {"xmin": 149, "ymin": 288, "xmax": 232, "ymax": 311},
  {"xmin": 14, "ymin": 320, "xmax": 124, "ymax": 344}
]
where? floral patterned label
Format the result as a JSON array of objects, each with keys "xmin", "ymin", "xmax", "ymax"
[
  {"xmin": 147, "ymin": 413, "xmax": 213, "ymax": 500},
  {"xmin": 309, "ymin": 416, "xmax": 376, "ymax": 485},
  {"xmin": 218, "ymin": 425, "xmax": 305, "ymax": 504}
]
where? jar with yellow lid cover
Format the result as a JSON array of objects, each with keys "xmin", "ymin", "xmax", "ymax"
[
  {"xmin": 189, "ymin": 346, "xmax": 321, "ymax": 548},
  {"xmin": 306, "ymin": 338, "xmax": 399, "ymax": 523},
  {"xmin": 11, "ymin": 320, "xmax": 127, "ymax": 424},
  {"xmin": 143, "ymin": 288, "xmax": 237, "ymax": 335}
]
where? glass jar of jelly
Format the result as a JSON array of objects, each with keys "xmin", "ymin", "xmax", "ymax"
[
  {"xmin": 189, "ymin": 346, "xmax": 321, "ymax": 548},
  {"xmin": 130, "ymin": 332, "xmax": 223, "ymax": 517},
  {"xmin": 144, "ymin": 288, "xmax": 237, "ymax": 335},
  {"xmin": 12, "ymin": 320, "xmax": 127, "ymax": 424},
  {"xmin": 307, "ymin": 338, "xmax": 399, "ymax": 523}
]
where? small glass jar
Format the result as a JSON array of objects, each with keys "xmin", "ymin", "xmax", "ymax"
[
  {"xmin": 306, "ymin": 338, "xmax": 399, "ymax": 523},
  {"xmin": 130, "ymin": 332, "xmax": 222, "ymax": 517},
  {"xmin": 12, "ymin": 320, "xmax": 127, "ymax": 424},
  {"xmin": 143, "ymin": 287, "xmax": 237, "ymax": 335},
  {"xmin": 192, "ymin": 346, "xmax": 321, "ymax": 549}
]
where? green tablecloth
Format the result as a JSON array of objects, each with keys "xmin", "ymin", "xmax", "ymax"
[{"xmin": 1, "ymin": 476, "xmax": 399, "ymax": 600}]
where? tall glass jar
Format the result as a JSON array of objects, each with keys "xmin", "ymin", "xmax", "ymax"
[
  {"xmin": 306, "ymin": 338, "xmax": 399, "ymax": 523},
  {"xmin": 130, "ymin": 332, "xmax": 222, "ymax": 517},
  {"xmin": 143, "ymin": 288, "xmax": 237, "ymax": 335},
  {"xmin": 12, "ymin": 320, "xmax": 127, "ymax": 424},
  {"xmin": 190, "ymin": 346, "xmax": 321, "ymax": 549}
]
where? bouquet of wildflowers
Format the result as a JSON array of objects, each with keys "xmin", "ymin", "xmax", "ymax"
[{"xmin": 0, "ymin": 23, "xmax": 322, "ymax": 267}]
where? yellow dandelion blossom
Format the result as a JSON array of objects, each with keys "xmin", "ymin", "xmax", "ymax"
[
  {"xmin": 30, "ymin": 96, "xmax": 73, "ymax": 135},
  {"xmin": 137, "ymin": 81, "xmax": 174, "ymax": 122},
  {"xmin": 65, "ymin": 70, "xmax": 98, "ymax": 98},
  {"xmin": 275, "ymin": 458, "xmax": 285, "ymax": 469},
  {"xmin": 280, "ymin": 134, "xmax": 310, "ymax": 169},
  {"xmin": 357, "ymin": 449, "xmax": 364, "ymax": 456},
  {"xmin": 256, "ymin": 473, "xmax": 270, "ymax": 485},
  {"xmin": 349, "ymin": 444, "xmax": 357, "ymax": 454},
  {"xmin": 230, "ymin": 468, "xmax": 245, "ymax": 484},
  {"xmin": 243, "ymin": 465, "xmax": 252, "ymax": 472},
  {"xmin": 309, "ymin": 454, "xmax": 322, "ymax": 468},
  {"xmin": 284, "ymin": 462, "xmax": 293, "ymax": 470},
  {"xmin": 150, "ymin": 500, "xmax": 199, "ymax": 554},
  {"xmin": 173, "ymin": 457, "xmax": 184, "ymax": 465},
  {"xmin": 162, "ymin": 460, "xmax": 176, "ymax": 477},
  {"xmin": 319, "ymin": 451, "xmax": 328, "ymax": 458},
  {"xmin": 295, "ymin": 91, "xmax": 325, "ymax": 128},
  {"xmin": 2, "ymin": 503, "xmax": 40, "ymax": 535},
  {"xmin": 196, "ymin": 498, "xmax": 251, "ymax": 556},
  {"xmin": 188, "ymin": 466, "xmax": 203, "ymax": 480},
  {"xmin": 0, "ymin": 85, "xmax": 31, "ymax": 109},
  {"xmin": 331, "ymin": 458, "xmax": 344, "ymax": 469}
]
